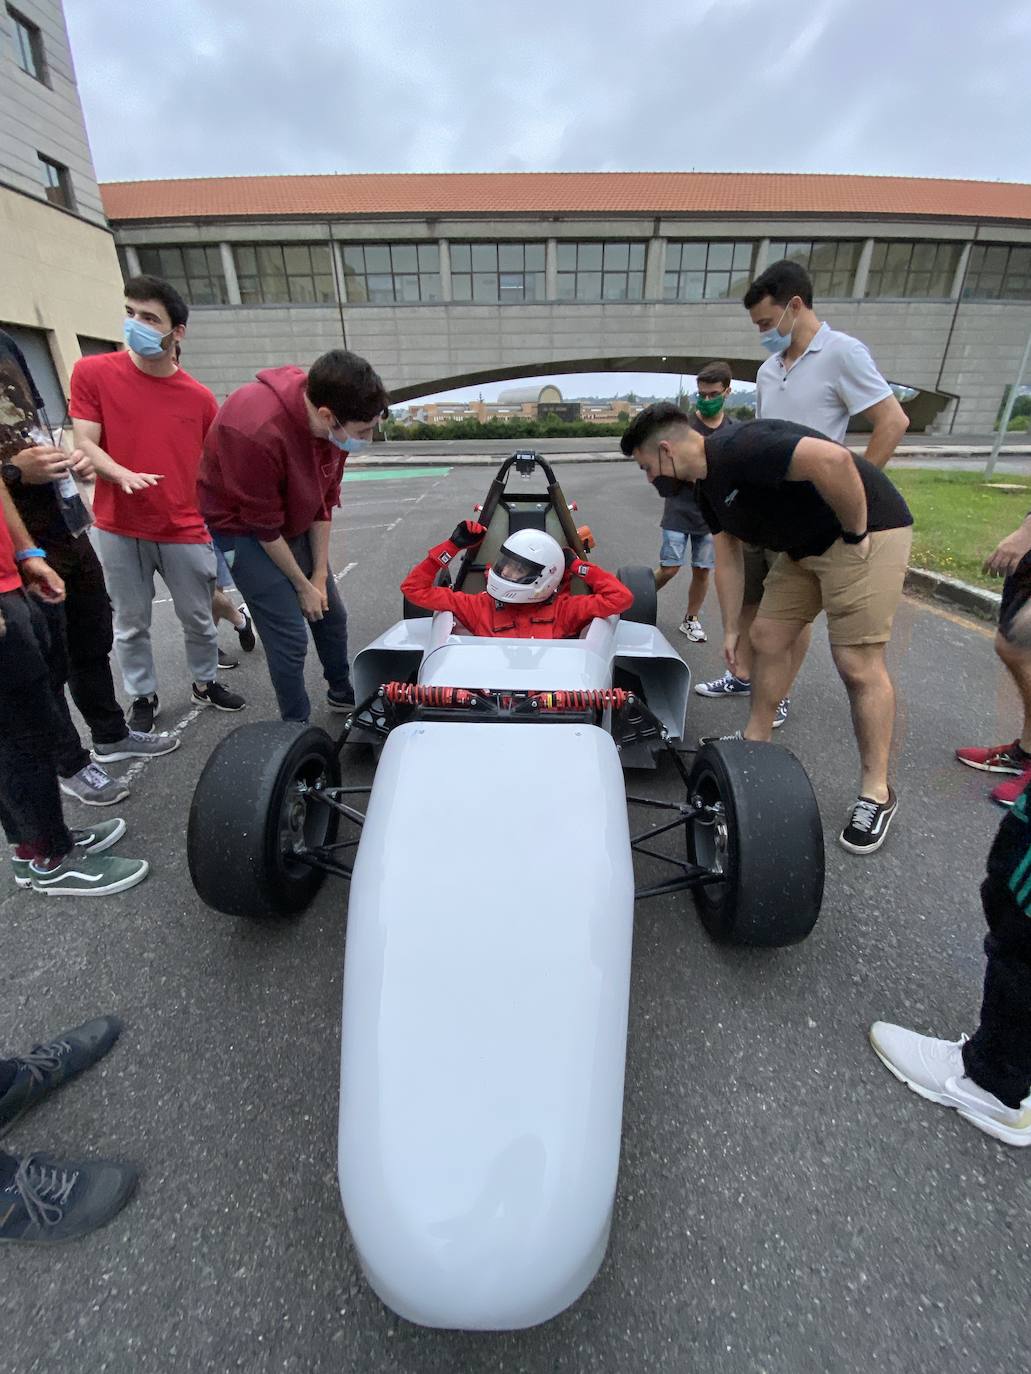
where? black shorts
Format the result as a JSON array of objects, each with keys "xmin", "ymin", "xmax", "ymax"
[{"xmin": 999, "ymin": 552, "xmax": 1031, "ymax": 641}]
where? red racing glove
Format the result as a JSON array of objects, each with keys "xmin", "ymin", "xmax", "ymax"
[
  {"xmin": 449, "ymin": 520, "xmax": 487, "ymax": 549},
  {"xmin": 564, "ymin": 547, "xmax": 592, "ymax": 581}
]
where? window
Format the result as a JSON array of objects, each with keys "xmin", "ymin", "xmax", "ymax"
[
  {"xmin": 962, "ymin": 244, "xmax": 1031, "ymax": 301},
  {"xmin": 134, "ymin": 245, "xmax": 229, "ymax": 305},
  {"xmin": 37, "ymin": 154, "xmax": 73, "ymax": 211},
  {"xmin": 8, "ymin": 6, "xmax": 45, "ymax": 81},
  {"xmin": 341, "ymin": 243, "xmax": 441, "ymax": 303},
  {"xmin": 557, "ymin": 242, "xmax": 645, "ymax": 301},
  {"xmin": 234, "ymin": 243, "xmax": 336, "ymax": 304},
  {"xmin": 663, "ymin": 241, "xmax": 754, "ymax": 302},
  {"xmin": 765, "ymin": 240, "xmax": 861, "ymax": 297},
  {"xmin": 449, "ymin": 242, "xmax": 545, "ymax": 303},
  {"xmin": 865, "ymin": 241, "xmax": 962, "ymax": 298}
]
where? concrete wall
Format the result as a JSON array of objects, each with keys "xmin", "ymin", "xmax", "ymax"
[
  {"xmin": 112, "ymin": 212, "xmax": 1031, "ymax": 432},
  {"xmin": 0, "ymin": 186, "xmax": 123, "ymax": 393},
  {"xmin": 0, "ymin": 0, "xmax": 107, "ymax": 226}
]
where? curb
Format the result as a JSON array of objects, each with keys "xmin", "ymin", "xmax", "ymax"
[{"xmin": 905, "ymin": 566, "xmax": 1001, "ymax": 624}]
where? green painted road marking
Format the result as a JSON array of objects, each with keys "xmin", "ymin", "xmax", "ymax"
[{"xmin": 343, "ymin": 466, "xmax": 450, "ymax": 482}]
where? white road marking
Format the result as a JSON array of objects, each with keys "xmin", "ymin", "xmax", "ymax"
[{"xmin": 334, "ymin": 562, "xmax": 357, "ymax": 582}]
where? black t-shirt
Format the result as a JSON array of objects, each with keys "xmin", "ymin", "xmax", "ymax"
[
  {"xmin": 697, "ymin": 418, "xmax": 912, "ymax": 560},
  {"xmin": 661, "ymin": 413, "xmax": 737, "ymax": 535}
]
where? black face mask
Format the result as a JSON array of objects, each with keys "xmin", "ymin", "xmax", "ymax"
[{"xmin": 652, "ymin": 475, "xmax": 684, "ymax": 498}]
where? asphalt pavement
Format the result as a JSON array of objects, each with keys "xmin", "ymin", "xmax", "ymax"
[{"xmin": 3, "ymin": 463, "xmax": 1030, "ymax": 1374}]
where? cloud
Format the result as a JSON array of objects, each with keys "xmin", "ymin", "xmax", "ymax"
[{"xmin": 64, "ymin": 0, "xmax": 1031, "ymax": 184}]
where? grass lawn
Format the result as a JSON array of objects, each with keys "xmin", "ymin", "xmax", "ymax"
[{"xmin": 887, "ymin": 469, "xmax": 1030, "ymax": 590}]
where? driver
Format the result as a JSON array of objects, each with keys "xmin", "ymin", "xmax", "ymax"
[{"xmin": 400, "ymin": 522, "xmax": 632, "ymax": 637}]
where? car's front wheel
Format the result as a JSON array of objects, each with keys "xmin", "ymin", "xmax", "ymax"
[
  {"xmin": 188, "ymin": 722, "xmax": 340, "ymax": 918},
  {"xmin": 685, "ymin": 738, "xmax": 824, "ymax": 946}
]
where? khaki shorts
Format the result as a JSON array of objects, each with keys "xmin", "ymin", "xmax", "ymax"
[
  {"xmin": 757, "ymin": 527, "xmax": 913, "ymax": 645},
  {"xmin": 742, "ymin": 543, "xmax": 778, "ymax": 606}
]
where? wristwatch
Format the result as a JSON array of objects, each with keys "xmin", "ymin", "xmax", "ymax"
[
  {"xmin": 841, "ymin": 529, "xmax": 869, "ymax": 544},
  {"xmin": 1, "ymin": 461, "xmax": 22, "ymax": 488}
]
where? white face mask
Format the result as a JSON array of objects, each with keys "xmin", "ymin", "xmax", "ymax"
[{"xmin": 759, "ymin": 302, "xmax": 794, "ymax": 355}]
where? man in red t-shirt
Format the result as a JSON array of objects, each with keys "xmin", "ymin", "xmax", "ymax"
[{"xmin": 70, "ymin": 276, "xmax": 244, "ymax": 733}]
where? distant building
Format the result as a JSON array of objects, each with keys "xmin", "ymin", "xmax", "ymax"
[{"xmin": 0, "ymin": 1, "xmax": 123, "ymax": 414}]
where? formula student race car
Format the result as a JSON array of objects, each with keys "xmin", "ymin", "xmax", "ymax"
[{"xmin": 187, "ymin": 451, "xmax": 825, "ymax": 1332}]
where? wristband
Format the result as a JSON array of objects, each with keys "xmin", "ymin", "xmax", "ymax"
[
  {"xmin": 14, "ymin": 546, "xmax": 46, "ymax": 562},
  {"xmin": 841, "ymin": 529, "xmax": 868, "ymax": 545}
]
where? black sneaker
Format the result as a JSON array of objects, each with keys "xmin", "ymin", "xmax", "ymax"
[
  {"xmin": 0, "ymin": 1151, "xmax": 137, "ymax": 1244},
  {"xmin": 839, "ymin": 788, "xmax": 898, "ymax": 855},
  {"xmin": 0, "ymin": 1015, "xmax": 121, "ymax": 1135},
  {"xmin": 128, "ymin": 694, "xmax": 158, "ymax": 733},
  {"xmin": 217, "ymin": 648, "xmax": 239, "ymax": 671},
  {"xmin": 327, "ymin": 686, "xmax": 356, "ymax": 712},
  {"xmin": 192, "ymin": 680, "xmax": 245, "ymax": 712},
  {"xmin": 236, "ymin": 607, "xmax": 256, "ymax": 652}
]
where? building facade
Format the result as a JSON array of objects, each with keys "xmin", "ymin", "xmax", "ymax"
[
  {"xmin": 0, "ymin": 0, "xmax": 123, "ymax": 415},
  {"xmin": 102, "ymin": 172, "xmax": 1031, "ymax": 433}
]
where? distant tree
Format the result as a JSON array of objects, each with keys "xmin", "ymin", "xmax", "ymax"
[{"xmin": 617, "ymin": 410, "xmax": 630, "ymax": 422}]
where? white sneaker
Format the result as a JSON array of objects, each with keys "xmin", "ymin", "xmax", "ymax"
[
  {"xmin": 678, "ymin": 616, "xmax": 707, "ymax": 643},
  {"xmin": 869, "ymin": 1021, "xmax": 1031, "ymax": 1146}
]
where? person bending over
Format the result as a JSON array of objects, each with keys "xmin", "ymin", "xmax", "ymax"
[{"xmin": 401, "ymin": 522, "xmax": 632, "ymax": 637}]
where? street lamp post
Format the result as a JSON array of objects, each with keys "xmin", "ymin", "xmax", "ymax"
[{"xmin": 984, "ymin": 322, "xmax": 1031, "ymax": 479}]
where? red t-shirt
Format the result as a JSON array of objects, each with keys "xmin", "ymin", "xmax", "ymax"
[
  {"xmin": 0, "ymin": 513, "xmax": 20, "ymax": 592},
  {"xmin": 70, "ymin": 351, "xmax": 217, "ymax": 543}
]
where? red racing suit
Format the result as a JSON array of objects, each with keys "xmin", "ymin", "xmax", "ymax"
[{"xmin": 400, "ymin": 539, "xmax": 634, "ymax": 638}]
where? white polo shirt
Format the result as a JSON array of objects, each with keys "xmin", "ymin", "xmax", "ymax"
[{"xmin": 755, "ymin": 322, "xmax": 892, "ymax": 443}]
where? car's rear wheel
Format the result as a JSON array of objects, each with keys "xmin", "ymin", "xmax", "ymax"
[
  {"xmin": 617, "ymin": 565, "xmax": 657, "ymax": 625},
  {"xmin": 188, "ymin": 722, "xmax": 340, "ymax": 918},
  {"xmin": 685, "ymin": 739, "xmax": 824, "ymax": 946}
]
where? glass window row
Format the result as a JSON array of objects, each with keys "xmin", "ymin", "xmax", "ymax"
[{"xmin": 122, "ymin": 238, "xmax": 1031, "ymax": 306}]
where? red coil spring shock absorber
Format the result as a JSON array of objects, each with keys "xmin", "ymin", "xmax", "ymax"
[
  {"xmin": 383, "ymin": 683, "xmax": 474, "ymax": 707},
  {"xmin": 544, "ymin": 689, "xmax": 630, "ymax": 711}
]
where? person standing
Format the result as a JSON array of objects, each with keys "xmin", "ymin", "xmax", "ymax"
[
  {"xmin": 0, "ymin": 480, "xmax": 148, "ymax": 896},
  {"xmin": 70, "ymin": 276, "xmax": 244, "ymax": 733},
  {"xmin": 695, "ymin": 259, "xmax": 910, "ymax": 716},
  {"xmin": 0, "ymin": 332, "xmax": 178, "ymax": 801},
  {"xmin": 622, "ymin": 404, "xmax": 913, "ymax": 855},
  {"xmin": 198, "ymin": 349, "xmax": 389, "ymax": 723},
  {"xmin": 954, "ymin": 515, "xmax": 1031, "ymax": 807},
  {"xmin": 653, "ymin": 363, "xmax": 734, "ymax": 648}
]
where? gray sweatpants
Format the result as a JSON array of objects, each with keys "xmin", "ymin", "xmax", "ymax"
[{"xmin": 93, "ymin": 530, "xmax": 218, "ymax": 697}]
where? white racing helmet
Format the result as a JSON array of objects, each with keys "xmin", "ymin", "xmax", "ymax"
[{"xmin": 487, "ymin": 528, "xmax": 564, "ymax": 604}]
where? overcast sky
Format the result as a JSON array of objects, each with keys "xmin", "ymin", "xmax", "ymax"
[{"xmin": 63, "ymin": 0, "xmax": 1031, "ymax": 400}]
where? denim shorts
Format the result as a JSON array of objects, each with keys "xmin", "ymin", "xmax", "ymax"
[{"xmin": 659, "ymin": 529, "xmax": 715, "ymax": 570}]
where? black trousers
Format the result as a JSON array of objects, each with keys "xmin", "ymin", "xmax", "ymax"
[
  {"xmin": 0, "ymin": 589, "xmax": 74, "ymax": 859},
  {"xmin": 963, "ymin": 785, "xmax": 1031, "ymax": 1108},
  {"xmin": 45, "ymin": 534, "xmax": 125, "ymax": 772}
]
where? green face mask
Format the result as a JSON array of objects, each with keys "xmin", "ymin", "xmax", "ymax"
[{"xmin": 696, "ymin": 393, "xmax": 725, "ymax": 418}]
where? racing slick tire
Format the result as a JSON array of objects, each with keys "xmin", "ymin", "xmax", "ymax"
[
  {"xmin": 685, "ymin": 739, "xmax": 824, "ymax": 946},
  {"xmin": 188, "ymin": 722, "xmax": 340, "ymax": 918},
  {"xmin": 616, "ymin": 565, "xmax": 658, "ymax": 626}
]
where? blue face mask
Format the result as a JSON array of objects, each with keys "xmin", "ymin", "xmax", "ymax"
[
  {"xmin": 123, "ymin": 316, "xmax": 171, "ymax": 358},
  {"xmin": 328, "ymin": 427, "xmax": 371, "ymax": 454},
  {"xmin": 758, "ymin": 302, "xmax": 794, "ymax": 355}
]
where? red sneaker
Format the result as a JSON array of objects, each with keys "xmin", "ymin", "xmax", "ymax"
[
  {"xmin": 991, "ymin": 764, "xmax": 1031, "ymax": 808},
  {"xmin": 956, "ymin": 740, "xmax": 1027, "ymax": 775}
]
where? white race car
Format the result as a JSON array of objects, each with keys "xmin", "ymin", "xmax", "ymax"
[{"xmin": 188, "ymin": 452, "xmax": 824, "ymax": 1332}]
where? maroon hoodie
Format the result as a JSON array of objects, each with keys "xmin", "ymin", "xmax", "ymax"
[{"xmin": 198, "ymin": 366, "xmax": 344, "ymax": 542}]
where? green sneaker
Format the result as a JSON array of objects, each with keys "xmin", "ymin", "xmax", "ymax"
[
  {"xmin": 28, "ymin": 851, "xmax": 148, "ymax": 897},
  {"xmin": 11, "ymin": 819, "xmax": 127, "ymax": 890}
]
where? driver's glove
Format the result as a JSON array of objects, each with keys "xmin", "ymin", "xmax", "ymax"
[{"xmin": 450, "ymin": 520, "xmax": 487, "ymax": 549}]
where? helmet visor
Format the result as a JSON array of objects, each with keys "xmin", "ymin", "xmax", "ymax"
[{"xmin": 492, "ymin": 546, "xmax": 544, "ymax": 585}]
